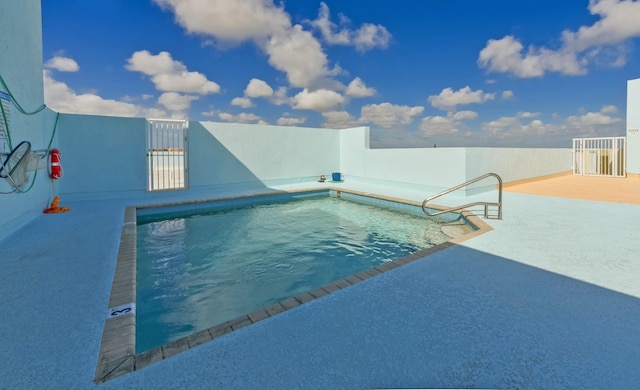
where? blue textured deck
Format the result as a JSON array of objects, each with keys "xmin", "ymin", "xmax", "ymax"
[{"xmin": 1, "ymin": 180, "xmax": 639, "ymax": 389}]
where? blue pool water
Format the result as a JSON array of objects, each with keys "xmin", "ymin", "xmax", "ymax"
[{"xmin": 136, "ymin": 193, "xmax": 452, "ymax": 353}]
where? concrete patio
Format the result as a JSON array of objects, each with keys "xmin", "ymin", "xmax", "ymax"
[{"xmin": 1, "ymin": 176, "xmax": 639, "ymax": 389}]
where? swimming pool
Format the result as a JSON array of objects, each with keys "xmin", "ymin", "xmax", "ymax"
[
  {"xmin": 95, "ymin": 189, "xmax": 485, "ymax": 383},
  {"xmin": 136, "ymin": 190, "xmax": 462, "ymax": 352}
]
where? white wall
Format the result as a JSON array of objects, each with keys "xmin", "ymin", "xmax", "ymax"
[
  {"xmin": 0, "ymin": 0, "xmax": 55, "ymax": 242},
  {"xmin": 58, "ymin": 117, "xmax": 341, "ymax": 198},
  {"xmin": 339, "ymin": 127, "xmax": 571, "ymax": 194},
  {"xmin": 627, "ymin": 78, "xmax": 640, "ymax": 175},
  {"xmin": 192, "ymin": 121, "xmax": 340, "ymax": 188},
  {"xmin": 58, "ymin": 114, "xmax": 148, "ymax": 196},
  {"xmin": 464, "ymin": 148, "xmax": 571, "ymax": 193},
  {"xmin": 340, "ymin": 127, "xmax": 467, "ymax": 191}
]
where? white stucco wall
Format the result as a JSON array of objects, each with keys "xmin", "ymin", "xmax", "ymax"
[
  {"xmin": 192, "ymin": 121, "xmax": 340, "ymax": 188},
  {"xmin": 58, "ymin": 114, "xmax": 148, "ymax": 196},
  {"xmin": 0, "ymin": 0, "xmax": 56, "ymax": 242},
  {"xmin": 464, "ymin": 148, "xmax": 571, "ymax": 193},
  {"xmin": 58, "ymin": 117, "xmax": 341, "ymax": 198},
  {"xmin": 339, "ymin": 127, "xmax": 571, "ymax": 194},
  {"xmin": 627, "ymin": 78, "xmax": 640, "ymax": 175},
  {"xmin": 339, "ymin": 127, "xmax": 467, "ymax": 191}
]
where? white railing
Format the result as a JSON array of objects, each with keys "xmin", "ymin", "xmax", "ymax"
[
  {"xmin": 572, "ymin": 137, "xmax": 626, "ymax": 178},
  {"xmin": 422, "ymin": 173, "xmax": 503, "ymax": 220}
]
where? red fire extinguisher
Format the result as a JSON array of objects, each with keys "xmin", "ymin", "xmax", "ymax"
[{"xmin": 50, "ymin": 148, "xmax": 62, "ymax": 180}]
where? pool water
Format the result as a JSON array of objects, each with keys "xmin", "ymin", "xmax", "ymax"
[{"xmin": 136, "ymin": 194, "xmax": 451, "ymax": 353}]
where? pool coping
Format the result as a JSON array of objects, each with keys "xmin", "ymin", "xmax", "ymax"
[{"xmin": 93, "ymin": 187, "xmax": 493, "ymax": 384}]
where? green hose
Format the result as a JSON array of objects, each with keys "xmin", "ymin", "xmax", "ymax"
[{"xmin": 0, "ymin": 72, "xmax": 59, "ymax": 194}]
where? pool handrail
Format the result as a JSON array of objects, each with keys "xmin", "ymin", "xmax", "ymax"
[{"xmin": 421, "ymin": 172, "xmax": 503, "ymax": 220}]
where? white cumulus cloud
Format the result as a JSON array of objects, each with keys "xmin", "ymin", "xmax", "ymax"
[
  {"xmin": 153, "ymin": 0, "xmax": 291, "ymax": 43},
  {"xmin": 276, "ymin": 116, "xmax": 306, "ymax": 126},
  {"xmin": 421, "ymin": 111, "xmax": 478, "ymax": 136},
  {"xmin": 126, "ymin": 50, "xmax": 220, "ymax": 94},
  {"xmin": 478, "ymin": 0, "xmax": 640, "ymax": 77},
  {"xmin": 345, "ymin": 77, "xmax": 376, "ymax": 98},
  {"xmin": 218, "ymin": 112, "xmax": 264, "ymax": 124},
  {"xmin": 428, "ymin": 86, "xmax": 495, "ymax": 111},
  {"xmin": 359, "ymin": 103, "xmax": 424, "ymax": 129},
  {"xmin": 154, "ymin": 0, "xmax": 334, "ymax": 89},
  {"xmin": 44, "ymin": 56, "xmax": 79, "ymax": 72},
  {"xmin": 309, "ymin": 2, "xmax": 391, "ymax": 52},
  {"xmin": 420, "ymin": 116, "xmax": 460, "ymax": 136},
  {"xmin": 322, "ymin": 110, "xmax": 359, "ymax": 129},
  {"xmin": 43, "ymin": 70, "xmax": 165, "ymax": 118},
  {"xmin": 231, "ymin": 97, "xmax": 254, "ymax": 108},
  {"xmin": 265, "ymin": 25, "xmax": 332, "ymax": 88},
  {"xmin": 158, "ymin": 92, "xmax": 198, "ymax": 114},
  {"xmin": 245, "ymin": 78, "xmax": 274, "ymax": 98},
  {"xmin": 292, "ymin": 88, "xmax": 344, "ymax": 112}
]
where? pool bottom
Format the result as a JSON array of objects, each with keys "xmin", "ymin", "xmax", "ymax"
[{"xmin": 94, "ymin": 188, "xmax": 492, "ymax": 384}]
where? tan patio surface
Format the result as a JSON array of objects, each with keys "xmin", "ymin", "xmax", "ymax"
[{"xmin": 504, "ymin": 171, "xmax": 640, "ymax": 205}]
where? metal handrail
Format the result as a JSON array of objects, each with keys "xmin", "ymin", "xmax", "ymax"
[{"xmin": 421, "ymin": 172, "xmax": 503, "ymax": 219}]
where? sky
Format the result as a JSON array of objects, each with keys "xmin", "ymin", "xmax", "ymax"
[{"xmin": 41, "ymin": 0, "xmax": 640, "ymax": 148}]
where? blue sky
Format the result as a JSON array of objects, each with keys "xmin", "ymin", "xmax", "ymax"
[{"xmin": 41, "ymin": 0, "xmax": 640, "ymax": 147}]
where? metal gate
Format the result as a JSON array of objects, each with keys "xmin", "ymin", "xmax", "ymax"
[
  {"xmin": 146, "ymin": 118, "xmax": 188, "ymax": 191},
  {"xmin": 572, "ymin": 137, "xmax": 626, "ymax": 177}
]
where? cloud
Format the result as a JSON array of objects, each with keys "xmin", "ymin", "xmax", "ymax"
[
  {"xmin": 353, "ymin": 23, "xmax": 392, "ymax": 52},
  {"xmin": 201, "ymin": 109, "xmax": 217, "ymax": 117},
  {"xmin": 478, "ymin": 36, "xmax": 584, "ymax": 78},
  {"xmin": 218, "ymin": 112, "xmax": 263, "ymax": 123},
  {"xmin": 322, "ymin": 110, "xmax": 359, "ymax": 129},
  {"xmin": 157, "ymin": 92, "xmax": 198, "ymax": 114},
  {"xmin": 480, "ymin": 106, "xmax": 623, "ymax": 140},
  {"xmin": 270, "ymin": 87, "xmax": 291, "ymax": 106},
  {"xmin": 452, "ymin": 110, "xmax": 479, "ymax": 121},
  {"xmin": 478, "ymin": 0, "xmax": 640, "ymax": 77},
  {"xmin": 565, "ymin": 110, "xmax": 622, "ymax": 127},
  {"xmin": 345, "ymin": 77, "xmax": 376, "ymax": 98},
  {"xmin": 231, "ymin": 97, "xmax": 254, "ymax": 108},
  {"xmin": 420, "ymin": 111, "xmax": 478, "ymax": 136},
  {"xmin": 244, "ymin": 78, "xmax": 274, "ymax": 98},
  {"xmin": 292, "ymin": 88, "xmax": 344, "ymax": 112},
  {"xmin": 309, "ymin": 2, "xmax": 391, "ymax": 52},
  {"xmin": 126, "ymin": 50, "xmax": 220, "ymax": 94},
  {"xmin": 502, "ymin": 90, "xmax": 514, "ymax": 100},
  {"xmin": 517, "ymin": 111, "xmax": 541, "ymax": 118},
  {"xmin": 264, "ymin": 25, "xmax": 332, "ymax": 88},
  {"xmin": 600, "ymin": 104, "xmax": 618, "ymax": 114},
  {"xmin": 153, "ymin": 0, "xmax": 291, "ymax": 43},
  {"xmin": 428, "ymin": 86, "xmax": 495, "ymax": 111},
  {"xmin": 43, "ymin": 70, "xmax": 165, "ymax": 118},
  {"xmin": 562, "ymin": 0, "xmax": 640, "ymax": 51},
  {"xmin": 420, "ymin": 116, "xmax": 460, "ymax": 136},
  {"xmin": 44, "ymin": 56, "xmax": 79, "ymax": 72},
  {"xmin": 276, "ymin": 116, "xmax": 306, "ymax": 126},
  {"xmin": 154, "ymin": 0, "xmax": 334, "ymax": 89},
  {"xmin": 359, "ymin": 102, "xmax": 424, "ymax": 129}
]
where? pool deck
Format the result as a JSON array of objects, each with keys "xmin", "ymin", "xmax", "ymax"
[{"xmin": 1, "ymin": 175, "xmax": 639, "ymax": 389}]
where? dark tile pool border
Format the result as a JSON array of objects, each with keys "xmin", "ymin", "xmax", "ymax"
[{"xmin": 94, "ymin": 188, "xmax": 493, "ymax": 384}]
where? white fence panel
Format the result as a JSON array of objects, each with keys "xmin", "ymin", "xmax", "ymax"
[
  {"xmin": 572, "ymin": 137, "xmax": 626, "ymax": 177},
  {"xmin": 147, "ymin": 118, "xmax": 188, "ymax": 191}
]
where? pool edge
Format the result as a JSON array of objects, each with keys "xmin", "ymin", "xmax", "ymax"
[{"xmin": 94, "ymin": 187, "xmax": 493, "ymax": 384}]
